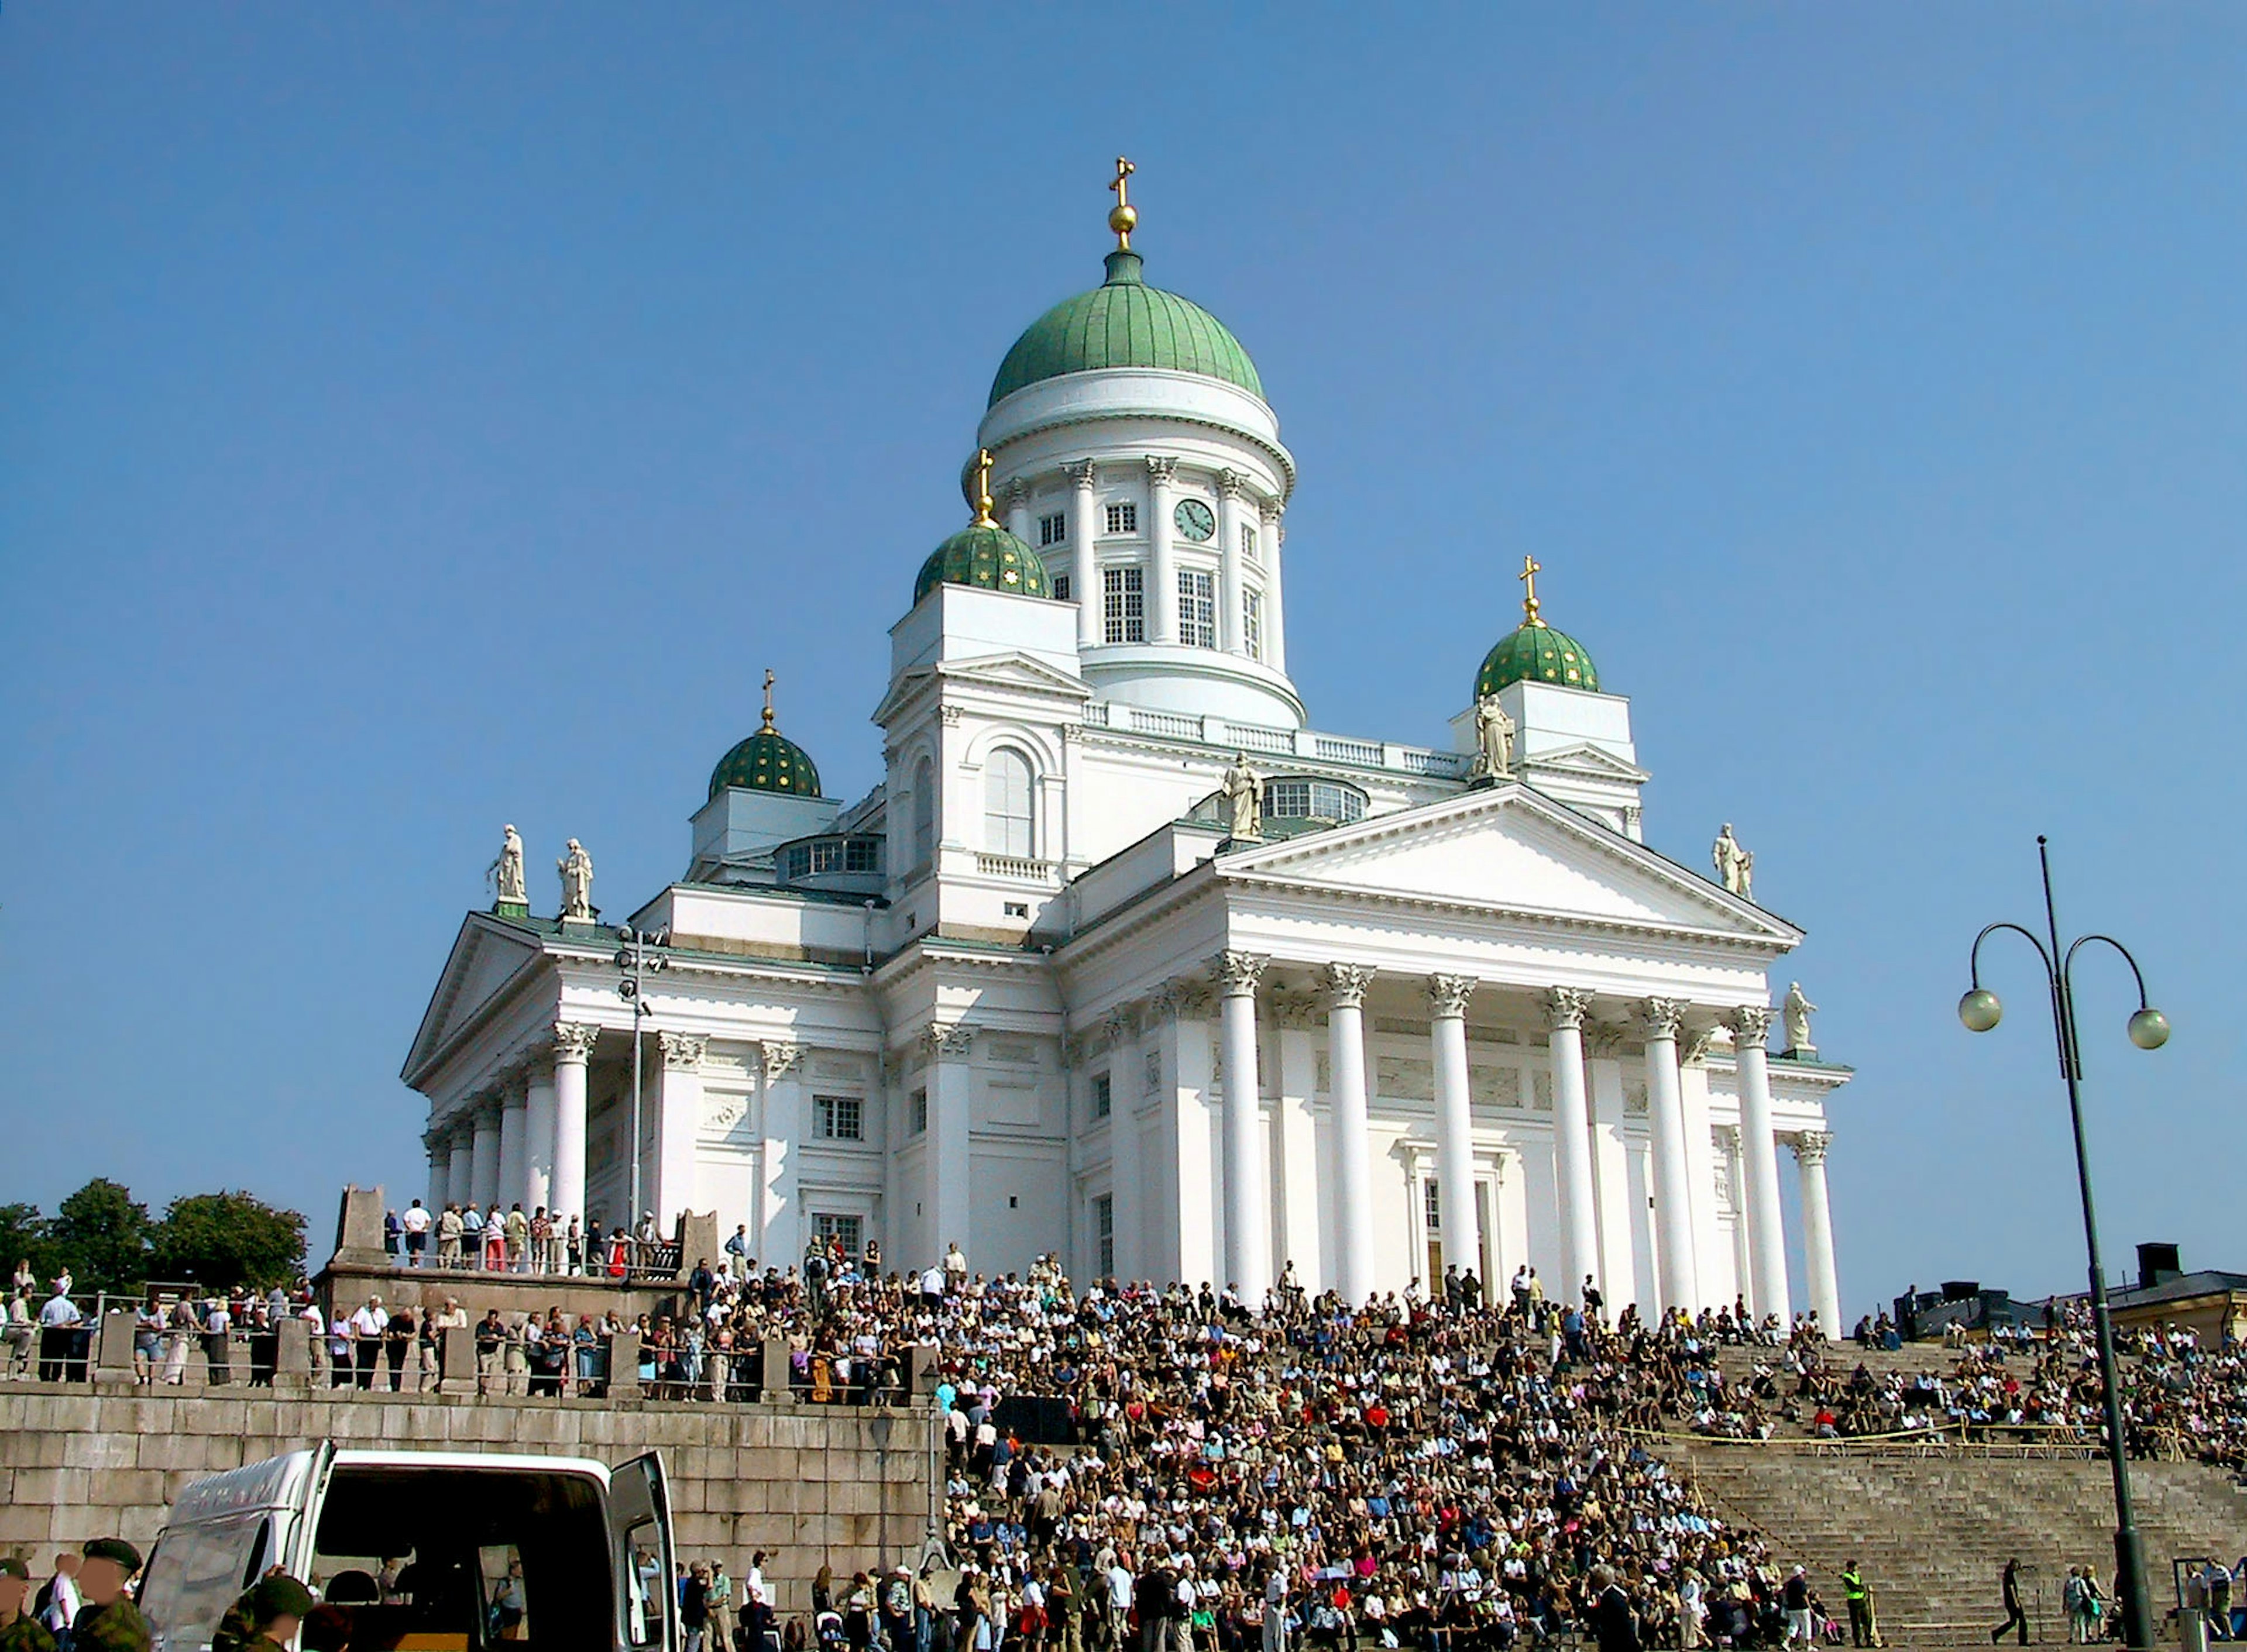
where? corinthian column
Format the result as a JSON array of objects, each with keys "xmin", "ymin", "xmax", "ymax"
[
  {"xmin": 1066, "ymin": 460, "xmax": 1100, "ymax": 650},
  {"xmin": 1427, "ymin": 975, "xmax": 1479, "ymax": 1286},
  {"xmin": 1260, "ymin": 500, "xmax": 1287, "ymax": 673},
  {"xmin": 1730, "ymin": 1006, "xmax": 1792, "ymax": 1326},
  {"xmin": 1546, "ymin": 987, "xmax": 1599, "ymax": 1306},
  {"xmin": 1146, "ymin": 456, "xmax": 1179, "ymax": 643},
  {"xmin": 523, "ymin": 1055, "xmax": 558, "ymax": 1216},
  {"xmin": 1217, "ymin": 471, "xmax": 1248, "ymax": 655},
  {"xmin": 1324, "ymin": 963, "xmax": 1377, "ymax": 1303},
  {"xmin": 1793, "ymin": 1130, "xmax": 1841, "ymax": 1338},
  {"xmin": 550, "ymin": 1023, "xmax": 598, "ymax": 1226},
  {"xmin": 1640, "ymin": 999, "xmax": 1699, "ymax": 1313},
  {"xmin": 1215, "ymin": 951, "xmax": 1272, "ymax": 1303}
]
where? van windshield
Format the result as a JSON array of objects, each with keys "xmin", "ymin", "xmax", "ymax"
[{"xmin": 311, "ymin": 1467, "xmax": 610, "ymax": 1652}]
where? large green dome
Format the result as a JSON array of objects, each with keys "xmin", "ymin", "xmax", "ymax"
[
  {"xmin": 914, "ymin": 521, "xmax": 1052, "ymax": 605},
  {"xmin": 988, "ymin": 249, "xmax": 1263, "ymax": 408},
  {"xmin": 709, "ymin": 689, "xmax": 822, "ymax": 800},
  {"xmin": 1475, "ymin": 620, "xmax": 1600, "ymax": 697}
]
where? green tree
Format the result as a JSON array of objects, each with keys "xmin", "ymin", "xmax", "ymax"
[
  {"xmin": 0, "ymin": 1201, "xmax": 59, "ymax": 1292},
  {"xmin": 151, "ymin": 1191, "xmax": 306, "ymax": 1291},
  {"xmin": 48, "ymin": 1179, "xmax": 154, "ymax": 1296}
]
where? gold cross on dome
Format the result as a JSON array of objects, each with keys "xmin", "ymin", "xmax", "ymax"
[
  {"xmin": 1108, "ymin": 156, "xmax": 1138, "ymax": 250},
  {"xmin": 971, "ymin": 448, "xmax": 997, "ymax": 527},
  {"xmin": 1518, "ymin": 554, "xmax": 1544, "ymax": 625},
  {"xmin": 761, "ymin": 667, "xmax": 777, "ymax": 731}
]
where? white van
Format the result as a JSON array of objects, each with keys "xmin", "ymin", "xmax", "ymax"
[{"xmin": 138, "ymin": 1445, "xmax": 677, "ymax": 1652}]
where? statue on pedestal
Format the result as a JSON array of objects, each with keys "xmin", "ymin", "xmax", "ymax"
[
  {"xmin": 1712, "ymin": 823, "xmax": 1755, "ymax": 900},
  {"xmin": 1470, "ymin": 694, "xmax": 1516, "ymax": 781},
  {"xmin": 1219, "ymin": 752, "xmax": 1265, "ymax": 841},
  {"xmin": 487, "ymin": 824, "xmax": 527, "ymax": 908},
  {"xmin": 1782, "ymin": 980, "xmax": 1819, "ymax": 1056},
  {"xmin": 558, "ymin": 838, "xmax": 595, "ymax": 921}
]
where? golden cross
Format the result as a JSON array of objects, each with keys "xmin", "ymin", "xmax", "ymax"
[
  {"xmin": 1108, "ymin": 156, "xmax": 1138, "ymax": 251},
  {"xmin": 761, "ymin": 667, "xmax": 776, "ymax": 730},
  {"xmin": 1518, "ymin": 553, "xmax": 1543, "ymax": 624},
  {"xmin": 972, "ymin": 448, "xmax": 997, "ymax": 526}
]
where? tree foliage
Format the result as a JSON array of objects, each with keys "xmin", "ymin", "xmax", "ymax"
[
  {"xmin": 149, "ymin": 1190, "xmax": 307, "ymax": 1291},
  {"xmin": 48, "ymin": 1179, "xmax": 154, "ymax": 1296},
  {"xmin": 0, "ymin": 1202, "xmax": 59, "ymax": 1288}
]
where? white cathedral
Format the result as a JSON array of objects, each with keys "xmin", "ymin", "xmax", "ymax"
[{"xmin": 403, "ymin": 167, "xmax": 1850, "ymax": 1329}]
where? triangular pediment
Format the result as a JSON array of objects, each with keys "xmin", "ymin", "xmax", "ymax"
[
  {"xmin": 1218, "ymin": 784, "xmax": 1798, "ymax": 942},
  {"xmin": 401, "ymin": 915, "xmax": 549, "ymax": 1085},
  {"xmin": 1524, "ymin": 742, "xmax": 1651, "ymax": 784},
  {"xmin": 872, "ymin": 653, "xmax": 1090, "ymax": 727}
]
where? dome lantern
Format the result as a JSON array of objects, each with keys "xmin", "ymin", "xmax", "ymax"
[
  {"xmin": 709, "ymin": 669, "xmax": 823, "ymax": 800},
  {"xmin": 1473, "ymin": 554, "xmax": 1602, "ymax": 698}
]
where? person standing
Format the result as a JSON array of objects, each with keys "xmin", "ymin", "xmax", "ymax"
[
  {"xmin": 67, "ymin": 1540, "xmax": 150, "ymax": 1652},
  {"xmin": 505, "ymin": 1204, "xmax": 530, "ymax": 1274},
  {"xmin": 0, "ymin": 1555, "xmax": 59, "ymax": 1652},
  {"xmin": 1781, "ymin": 1568, "xmax": 1813, "ymax": 1649},
  {"xmin": 35, "ymin": 1283, "xmax": 81, "ymax": 1382},
  {"xmin": 348, "ymin": 1296, "xmax": 387, "ymax": 1391},
  {"xmin": 33, "ymin": 1559, "xmax": 76, "ymax": 1644},
  {"xmin": 400, "ymin": 1199, "xmax": 431, "ymax": 1266},
  {"xmin": 437, "ymin": 1204, "xmax": 465, "ymax": 1270},
  {"xmin": 706, "ymin": 1564, "xmax": 733, "ymax": 1652},
  {"xmin": 202, "ymin": 1295, "xmax": 233, "ymax": 1386},
  {"xmin": 1840, "ymin": 1562, "xmax": 1875, "ymax": 1648},
  {"xmin": 1260, "ymin": 1567, "xmax": 1286, "ymax": 1652},
  {"xmin": 1991, "ymin": 1559, "xmax": 2029, "ymax": 1647},
  {"xmin": 1589, "ymin": 1567, "xmax": 1639, "ymax": 1652}
]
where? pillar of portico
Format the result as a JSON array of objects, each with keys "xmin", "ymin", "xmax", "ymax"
[
  {"xmin": 1146, "ymin": 456, "xmax": 1179, "ymax": 643},
  {"xmin": 1272, "ymin": 995, "xmax": 1322, "ymax": 1293},
  {"xmin": 1324, "ymin": 963, "xmax": 1377, "ymax": 1303},
  {"xmin": 1427, "ymin": 975, "xmax": 1479, "ymax": 1285},
  {"xmin": 523, "ymin": 1056, "xmax": 558, "ymax": 1215},
  {"xmin": 1640, "ymin": 999, "xmax": 1700, "ymax": 1313},
  {"xmin": 1066, "ymin": 460, "xmax": 1101, "ymax": 650},
  {"xmin": 923, "ymin": 1026, "xmax": 974, "ymax": 1271},
  {"xmin": 497, "ymin": 1077, "xmax": 529, "ymax": 1222},
  {"xmin": 426, "ymin": 1138, "xmax": 451, "ymax": 1214},
  {"xmin": 1545, "ymin": 987, "xmax": 1601, "ymax": 1307},
  {"xmin": 1103, "ymin": 1007, "xmax": 1145, "ymax": 1283},
  {"xmin": 1215, "ymin": 952, "xmax": 1273, "ymax": 1303},
  {"xmin": 760, "ymin": 1042, "xmax": 803, "ymax": 1267},
  {"xmin": 470, "ymin": 1103, "xmax": 502, "ymax": 1210},
  {"xmin": 448, "ymin": 1130, "xmax": 474, "ymax": 1214},
  {"xmin": 655, "ymin": 1032, "xmax": 706, "ymax": 1232},
  {"xmin": 1730, "ymin": 1006, "xmax": 1793, "ymax": 1326},
  {"xmin": 1217, "ymin": 471, "xmax": 1248, "ymax": 655},
  {"xmin": 550, "ymin": 1023, "xmax": 597, "ymax": 1225},
  {"xmin": 1260, "ymin": 500, "xmax": 1287, "ymax": 674},
  {"xmin": 1793, "ymin": 1130, "xmax": 1841, "ymax": 1338}
]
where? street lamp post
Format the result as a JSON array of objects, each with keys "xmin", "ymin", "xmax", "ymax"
[
  {"xmin": 1959, "ymin": 835, "xmax": 2169, "ymax": 1650},
  {"xmin": 614, "ymin": 925, "xmax": 669, "ymax": 1241}
]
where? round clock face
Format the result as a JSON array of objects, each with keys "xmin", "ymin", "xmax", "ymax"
[{"xmin": 1174, "ymin": 498, "xmax": 1217, "ymax": 542}]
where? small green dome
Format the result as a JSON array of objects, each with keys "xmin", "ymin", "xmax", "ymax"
[
  {"xmin": 1475, "ymin": 621, "xmax": 1600, "ymax": 697},
  {"xmin": 709, "ymin": 697, "xmax": 822, "ymax": 800},
  {"xmin": 913, "ymin": 522, "xmax": 1052, "ymax": 605},
  {"xmin": 988, "ymin": 249, "xmax": 1263, "ymax": 408}
]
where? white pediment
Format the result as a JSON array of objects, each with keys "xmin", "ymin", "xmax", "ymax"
[
  {"xmin": 872, "ymin": 653, "xmax": 1091, "ymax": 727},
  {"xmin": 1525, "ymin": 742, "xmax": 1651, "ymax": 784},
  {"xmin": 401, "ymin": 916, "xmax": 549, "ymax": 1085},
  {"xmin": 1218, "ymin": 784, "xmax": 1797, "ymax": 942}
]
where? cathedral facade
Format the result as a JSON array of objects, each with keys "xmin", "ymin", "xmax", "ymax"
[{"xmin": 403, "ymin": 171, "xmax": 1850, "ymax": 1327}]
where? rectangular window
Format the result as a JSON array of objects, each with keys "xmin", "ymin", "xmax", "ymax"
[
  {"xmin": 812, "ymin": 1212, "xmax": 862, "ymax": 1257},
  {"xmin": 1092, "ymin": 1071, "xmax": 1112, "ymax": 1120},
  {"xmin": 1052, "ymin": 573, "xmax": 1071, "ymax": 603},
  {"xmin": 1104, "ymin": 502, "xmax": 1138, "ymax": 535},
  {"xmin": 1039, "ymin": 512, "xmax": 1067, "ymax": 548},
  {"xmin": 1094, "ymin": 1193, "xmax": 1115, "ymax": 1276},
  {"xmin": 782, "ymin": 844, "xmax": 810, "ymax": 880},
  {"xmin": 809, "ymin": 839, "xmax": 842, "ymax": 874},
  {"xmin": 813, "ymin": 1094, "xmax": 864, "ymax": 1141},
  {"xmin": 1002, "ymin": 900, "xmax": 1029, "ymax": 918},
  {"xmin": 1242, "ymin": 524, "xmax": 1259, "ymax": 563},
  {"xmin": 1178, "ymin": 570, "xmax": 1216, "ymax": 649},
  {"xmin": 1103, "ymin": 566, "xmax": 1145, "ymax": 643},
  {"xmin": 910, "ymin": 1088, "xmax": 928, "ymax": 1135},
  {"xmin": 1423, "ymin": 1180, "xmax": 1442, "ymax": 1282},
  {"xmin": 844, "ymin": 838, "xmax": 879, "ymax": 873},
  {"xmin": 1243, "ymin": 589, "xmax": 1263, "ymax": 660}
]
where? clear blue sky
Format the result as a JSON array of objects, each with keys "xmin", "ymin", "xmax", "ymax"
[{"xmin": 4, "ymin": 8, "xmax": 2241, "ymax": 1313}]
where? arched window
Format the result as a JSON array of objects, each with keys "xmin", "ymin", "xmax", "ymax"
[
  {"xmin": 983, "ymin": 749, "xmax": 1035, "ymax": 858},
  {"xmin": 912, "ymin": 758, "xmax": 935, "ymax": 872}
]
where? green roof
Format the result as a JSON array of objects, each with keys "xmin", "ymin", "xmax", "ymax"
[
  {"xmin": 1475, "ymin": 621, "xmax": 1600, "ymax": 697},
  {"xmin": 709, "ymin": 726, "xmax": 822, "ymax": 800},
  {"xmin": 988, "ymin": 249, "xmax": 1263, "ymax": 408},
  {"xmin": 914, "ymin": 522, "xmax": 1052, "ymax": 605}
]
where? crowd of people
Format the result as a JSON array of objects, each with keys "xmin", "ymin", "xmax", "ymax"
[{"xmin": 378, "ymin": 1200, "xmax": 679, "ymax": 1276}]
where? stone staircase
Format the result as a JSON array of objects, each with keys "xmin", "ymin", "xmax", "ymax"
[{"xmin": 1662, "ymin": 1439, "xmax": 2247, "ymax": 1645}]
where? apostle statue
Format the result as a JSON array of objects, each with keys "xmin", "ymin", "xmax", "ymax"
[
  {"xmin": 1782, "ymin": 981, "xmax": 1818, "ymax": 1056},
  {"xmin": 1712, "ymin": 822, "xmax": 1754, "ymax": 899},
  {"xmin": 1219, "ymin": 752, "xmax": 1265, "ymax": 841},
  {"xmin": 487, "ymin": 824, "xmax": 527, "ymax": 906},
  {"xmin": 558, "ymin": 838, "xmax": 595, "ymax": 921},
  {"xmin": 1470, "ymin": 694, "xmax": 1516, "ymax": 781}
]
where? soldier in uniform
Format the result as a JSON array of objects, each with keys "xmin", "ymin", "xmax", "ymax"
[
  {"xmin": 0, "ymin": 1556, "xmax": 61, "ymax": 1652},
  {"xmin": 70, "ymin": 1540, "xmax": 150, "ymax": 1652},
  {"xmin": 212, "ymin": 1576, "xmax": 318, "ymax": 1652}
]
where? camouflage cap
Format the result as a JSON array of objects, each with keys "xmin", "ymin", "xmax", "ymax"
[
  {"xmin": 81, "ymin": 1540, "xmax": 143, "ymax": 1574},
  {"xmin": 245, "ymin": 1578, "xmax": 317, "ymax": 1625}
]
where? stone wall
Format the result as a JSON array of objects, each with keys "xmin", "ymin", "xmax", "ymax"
[{"xmin": 0, "ymin": 1385, "xmax": 941, "ymax": 1615}]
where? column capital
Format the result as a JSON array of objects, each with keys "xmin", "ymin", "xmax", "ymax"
[
  {"xmin": 1144, "ymin": 455, "xmax": 1179, "ymax": 483},
  {"xmin": 658, "ymin": 1031, "xmax": 707, "ymax": 1071},
  {"xmin": 1150, "ymin": 982, "xmax": 1214, "ymax": 1023},
  {"xmin": 1101, "ymin": 1004, "xmax": 1142, "ymax": 1044},
  {"xmin": 1791, "ymin": 1128, "xmax": 1833, "ymax": 1166},
  {"xmin": 1215, "ymin": 950, "xmax": 1269, "ymax": 998},
  {"xmin": 1639, "ymin": 997, "xmax": 1686, "ymax": 1040},
  {"xmin": 1425, "ymin": 973, "xmax": 1477, "ymax": 1020},
  {"xmin": 1063, "ymin": 458, "xmax": 1098, "ymax": 487},
  {"xmin": 1268, "ymin": 990, "xmax": 1321, "ymax": 1030},
  {"xmin": 1712, "ymin": 1123, "xmax": 1741, "ymax": 1152},
  {"xmin": 762, "ymin": 1041, "xmax": 803, "ymax": 1079},
  {"xmin": 1543, "ymin": 986, "xmax": 1593, "ymax": 1031},
  {"xmin": 1004, "ymin": 477, "xmax": 1031, "ymax": 510},
  {"xmin": 1583, "ymin": 1021, "xmax": 1628, "ymax": 1059},
  {"xmin": 1681, "ymin": 1028, "xmax": 1717, "ymax": 1067},
  {"xmin": 1322, "ymin": 962, "xmax": 1376, "ymax": 1010},
  {"xmin": 1730, "ymin": 1004, "xmax": 1775, "ymax": 1046},
  {"xmin": 920, "ymin": 1023, "xmax": 974, "ymax": 1059},
  {"xmin": 1258, "ymin": 497, "xmax": 1284, "ymax": 525},
  {"xmin": 553, "ymin": 1021, "xmax": 602, "ymax": 1065},
  {"xmin": 1218, "ymin": 468, "xmax": 1248, "ymax": 499}
]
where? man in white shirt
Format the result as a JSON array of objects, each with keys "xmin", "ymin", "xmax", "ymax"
[
  {"xmin": 348, "ymin": 1296, "xmax": 389, "ymax": 1390},
  {"xmin": 400, "ymin": 1200, "xmax": 432, "ymax": 1267},
  {"xmin": 37, "ymin": 1285, "xmax": 83, "ymax": 1381}
]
